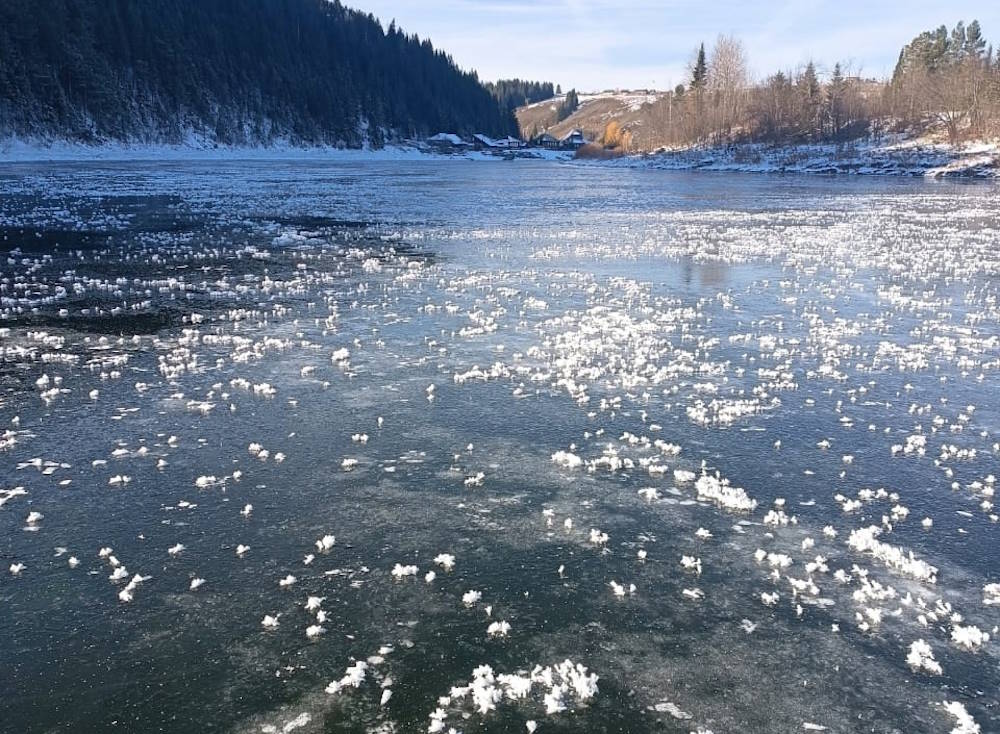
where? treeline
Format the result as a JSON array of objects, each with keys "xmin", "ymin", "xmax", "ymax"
[
  {"xmin": 0, "ymin": 0, "xmax": 517, "ymax": 146},
  {"xmin": 888, "ymin": 21, "xmax": 996, "ymax": 142},
  {"xmin": 486, "ymin": 79, "xmax": 557, "ymax": 114},
  {"xmin": 612, "ymin": 20, "xmax": 999, "ymax": 151}
]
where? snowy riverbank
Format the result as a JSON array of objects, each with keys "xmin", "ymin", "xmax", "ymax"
[
  {"xmin": 0, "ymin": 137, "xmax": 575, "ymax": 164},
  {"xmin": 605, "ymin": 139, "xmax": 1000, "ymax": 178},
  {"xmin": 2, "ymin": 136, "xmax": 997, "ymax": 178}
]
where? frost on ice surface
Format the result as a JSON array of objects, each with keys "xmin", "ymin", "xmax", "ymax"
[
  {"xmin": 983, "ymin": 583, "xmax": 1000, "ymax": 606},
  {"xmin": 325, "ymin": 660, "xmax": 369, "ymax": 695},
  {"xmin": 846, "ymin": 526, "xmax": 937, "ymax": 583},
  {"xmin": 551, "ymin": 450, "xmax": 583, "ymax": 469},
  {"xmin": 694, "ymin": 466, "xmax": 757, "ymax": 512},
  {"xmin": 462, "ymin": 590, "xmax": 482, "ymax": 606},
  {"xmin": 950, "ymin": 625, "xmax": 990, "ymax": 652},
  {"xmin": 428, "ymin": 659, "xmax": 598, "ymax": 729},
  {"xmin": 942, "ymin": 701, "xmax": 981, "ymax": 734},
  {"xmin": 5, "ymin": 161, "xmax": 1000, "ymax": 734},
  {"xmin": 906, "ymin": 639, "xmax": 942, "ymax": 675},
  {"xmin": 486, "ymin": 619, "xmax": 511, "ymax": 638},
  {"xmin": 391, "ymin": 564, "xmax": 418, "ymax": 579}
]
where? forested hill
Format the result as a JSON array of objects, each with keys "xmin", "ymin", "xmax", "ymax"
[{"xmin": 0, "ymin": 0, "xmax": 516, "ymax": 147}]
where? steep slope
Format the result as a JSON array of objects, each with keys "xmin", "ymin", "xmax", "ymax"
[{"xmin": 0, "ymin": 0, "xmax": 515, "ymax": 147}]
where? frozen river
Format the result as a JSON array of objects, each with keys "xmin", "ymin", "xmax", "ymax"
[{"xmin": 1, "ymin": 160, "xmax": 999, "ymax": 734}]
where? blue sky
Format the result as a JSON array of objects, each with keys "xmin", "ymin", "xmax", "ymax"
[{"xmin": 357, "ymin": 1, "xmax": 999, "ymax": 90}]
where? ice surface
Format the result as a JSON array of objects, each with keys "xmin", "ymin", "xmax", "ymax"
[{"xmin": 0, "ymin": 160, "xmax": 997, "ymax": 734}]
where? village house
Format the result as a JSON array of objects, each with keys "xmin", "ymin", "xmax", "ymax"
[
  {"xmin": 560, "ymin": 129, "xmax": 586, "ymax": 150},
  {"xmin": 532, "ymin": 132, "xmax": 560, "ymax": 149},
  {"xmin": 495, "ymin": 135, "xmax": 527, "ymax": 149},
  {"xmin": 472, "ymin": 133, "xmax": 496, "ymax": 150},
  {"xmin": 427, "ymin": 132, "xmax": 472, "ymax": 151},
  {"xmin": 472, "ymin": 133, "xmax": 527, "ymax": 151}
]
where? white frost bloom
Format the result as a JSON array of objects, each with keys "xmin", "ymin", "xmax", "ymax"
[
  {"xmin": 462, "ymin": 590, "xmax": 482, "ymax": 606},
  {"xmin": 906, "ymin": 639, "xmax": 942, "ymax": 675},
  {"xmin": 942, "ymin": 701, "xmax": 980, "ymax": 734}
]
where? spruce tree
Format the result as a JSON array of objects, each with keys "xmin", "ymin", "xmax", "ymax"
[
  {"xmin": 557, "ymin": 89, "xmax": 579, "ymax": 121},
  {"xmin": 797, "ymin": 62, "xmax": 821, "ymax": 139},
  {"xmin": 950, "ymin": 21, "xmax": 967, "ymax": 61},
  {"xmin": 826, "ymin": 63, "xmax": 846, "ymax": 139},
  {"xmin": 929, "ymin": 25, "xmax": 950, "ymax": 68},
  {"xmin": 965, "ymin": 21, "xmax": 987, "ymax": 59},
  {"xmin": 691, "ymin": 43, "xmax": 707, "ymax": 90},
  {"xmin": 891, "ymin": 49, "xmax": 907, "ymax": 85}
]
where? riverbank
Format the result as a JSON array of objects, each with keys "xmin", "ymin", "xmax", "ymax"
[
  {"xmin": 0, "ymin": 136, "xmax": 574, "ymax": 164},
  {"xmin": 605, "ymin": 138, "xmax": 1000, "ymax": 177},
  {"xmin": 3, "ymin": 135, "xmax": 997, "ymax": 178}
]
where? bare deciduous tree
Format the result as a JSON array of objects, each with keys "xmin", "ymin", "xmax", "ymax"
[
  {"xmin": 616, "ymin": 20, "xmax": 1000, "ymax": 152},
  {"xmin": 707, "ymin": 35, "xmax": 749, "ymax": 139}
]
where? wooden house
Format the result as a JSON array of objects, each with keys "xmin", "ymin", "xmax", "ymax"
[
  {"xmin": 560, "ymin": 129, "xmax": 586, "ymax": 150},
  {"xmin": 532, "ymin": 133, "xmax": 560, "ymax": 149}
]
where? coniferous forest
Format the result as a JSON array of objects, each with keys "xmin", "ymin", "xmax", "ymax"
[
  {"xmin": 484, "ymin": 80, "xmax": 556, "ymax": 116},
  {"xmin": 0, "ymin": 0, "xmax": 518, "ymax": 146}
]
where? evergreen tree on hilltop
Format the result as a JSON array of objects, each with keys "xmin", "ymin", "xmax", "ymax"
[
  {"xmin": 485, "ymin": 79, "xmax": 557, "ymax": 114},
  {"xmin": 557, "ymin": 89, "xmax": 580, "ymax": 121}
]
